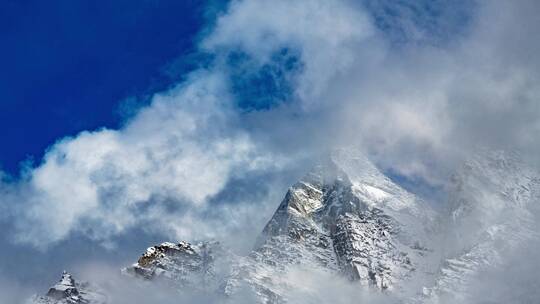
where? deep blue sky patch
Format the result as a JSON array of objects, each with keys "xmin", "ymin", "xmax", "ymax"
[
  {"xmin": 227, "ymin": 48, "xmax": 303, "ymax": 111},
  {"xmin": 0, "ymin": 0, "xmax": 213, "ymax": 175}
]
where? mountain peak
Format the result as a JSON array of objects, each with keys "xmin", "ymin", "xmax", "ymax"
[
  {"xmin": 46, "ymin": 272, "xmax": 77, "ymax": 301},
  {"xmin": 31, "ymin": 272, "xmax": 106, "ymax": 304},
  {"xmin": 253, "ymin": 149, "xmax": 437, "ymax": 296}
]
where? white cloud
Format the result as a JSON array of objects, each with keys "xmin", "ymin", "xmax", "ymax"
[
  {"xmin": 4, "ymin": 0, "xmax": 383, "ymax": 250},
  {"xmin": 2, "ymin": 0, "xmax": 540, "ymax": 267},
  {"xmin": 8, "ymin": 71, "xmax": 281, "ymax": 248},
  {"xmin": 203, "ymin": 0, "xmax": 378, "ymax": 107}
]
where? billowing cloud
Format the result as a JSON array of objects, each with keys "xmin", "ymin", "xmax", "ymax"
[{"xmin": 4, "ymin": 71, "xmax": 282, "ymax": 249}]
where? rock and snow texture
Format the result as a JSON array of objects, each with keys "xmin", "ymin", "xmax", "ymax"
[
  {"xmin": 28, "ymin": 149, "xmax": 540, "ymax": 303},
  {"xmin": 122, "ymin": 240, "xmax": 233, "ymax": 293},
  {"xmin": 29, "ymin": 272, "xmax": 106, "ymax": 304},
  {"xmin": 240, "ymin": 148, "xmax": 439, "ymax": 301},
  {"xmin": 120, "ymin": 149, "xmax": 440, "ymax": 302}
]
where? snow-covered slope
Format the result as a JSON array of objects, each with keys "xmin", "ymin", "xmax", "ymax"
[{"xmin": 423, "ymin": 151, "xmax": 540, "ymax": 303}]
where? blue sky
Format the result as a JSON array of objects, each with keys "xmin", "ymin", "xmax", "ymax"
[{"xmin": 0, "ymin": 0, "xmax": 211, "ymax": 174}]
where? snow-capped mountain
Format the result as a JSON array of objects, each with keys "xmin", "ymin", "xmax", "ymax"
[
  {"xmin": 29, "ymin": 271, "xmax": 106, "ymax": 304},
  {"xmin": 225, "ymin": 148, "xmax": 440, "ymax": 302},
  {"xmin": 29, "ymin": 149, "xmax": 540, "ymax": 303}
]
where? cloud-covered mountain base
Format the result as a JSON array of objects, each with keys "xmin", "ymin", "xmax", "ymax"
[{"xmin": 26, "ymin": 149, "xmax": 540, "ymax": 304}]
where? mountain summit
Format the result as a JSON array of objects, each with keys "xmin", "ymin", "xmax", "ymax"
[{"xmin": 30, "ymin": 272, "xmax": 106, "ymax": 304}]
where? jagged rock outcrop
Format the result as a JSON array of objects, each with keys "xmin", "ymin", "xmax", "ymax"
[
  {"xmin": 122, "ymin": 240, "xmax": 233, "ymax": 293},
  {"xmin": 29, "ymin": 272, "xmax": 106, "ymax": 304}
]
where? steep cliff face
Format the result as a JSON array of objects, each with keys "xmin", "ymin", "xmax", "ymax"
[
  {"xmin": 29, "ymin": 149, "xmax": 540, "ymax": 304},
  {"xmin": 241, "ymin": 148, "xmax": 439, "ymax": 300}
]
